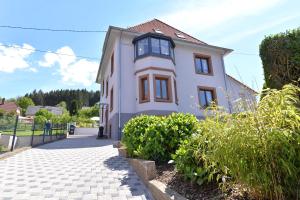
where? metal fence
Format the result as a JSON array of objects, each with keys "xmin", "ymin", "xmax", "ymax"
[{"xmin": 0, "ymin": 115, "xmax": 67, "ymax": 151}]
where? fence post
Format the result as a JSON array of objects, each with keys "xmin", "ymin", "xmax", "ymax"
[
  {"xmin": 10, "ymin": 115, "xmax": 19, "ymax": 151},
  {"xmin": 31, "ymin": 119, "xmax": 35, "ymax": 146}
]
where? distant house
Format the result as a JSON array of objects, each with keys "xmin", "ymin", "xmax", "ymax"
[
  {"xmin": 25, "ymin": 106, "xmax": 63, "ymax": 116},
  {"xmin": 0, "ymin": 99, "xmax": 20, "ymax": 114}
]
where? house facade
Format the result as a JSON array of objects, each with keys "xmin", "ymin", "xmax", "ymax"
[
  {"xmin": 25, "ymin": 106, "xmax": 63, "ymax": 117},
  {"xmin": 96, "ymin": 19, "xmax": 257, "ymax": 140}
]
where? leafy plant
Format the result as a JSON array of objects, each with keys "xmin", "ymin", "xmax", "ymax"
[
  {"xmin": 122, "ymin": 113, "xmax": 199, "ymax": 162},
  {"xmin": 16, "ymin": 96, "xmax": 34, "ymax": 115},
  {"xmin": 174, "ymin": 84, "xmax": 300, "ymax": 199},
  {"xmin": 259, "ymin": 28, "xmax": 300, "ymax": 89}
]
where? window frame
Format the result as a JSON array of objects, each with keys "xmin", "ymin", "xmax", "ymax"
[
  {"xmin": 174, "ymin": 78, "xmax": 178, "ymax": 105},
  {"xmin": 110, "ymin": 87, "xmax": 113, "ymax": 112},
  {"xmin": 106, "ymin": 79, "xmax": 108, "ymax": 98},
  {"xmin": 102, "ymin": 80, "xmax": 104, "ymax": 96},
  {"xmin": 194, "ymin": 53, "xmax": 213, "ymax": 76},
  {"xmin": 110, "ymin": 52, "xmax": 114, "ymax": 76},
  {"xmin": 197, "ymin": 86, "xmax": 217, "ymax": 109},
  {"xmin": 153, "ymin": 74, "xmax": 173, "ymax": 103},
  {"xmin": 139, "ymin": 74, "xmax": 150, "ymax": 103}
]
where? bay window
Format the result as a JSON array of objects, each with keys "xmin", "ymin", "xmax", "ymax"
[{"xmin": 133, "ymin": 33, "xmax": 175, "ymax": 61}]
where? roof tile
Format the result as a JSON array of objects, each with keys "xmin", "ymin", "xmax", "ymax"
[{"xmin": 127, "ymin": 19, "xmax": 206, "ymax": 45}]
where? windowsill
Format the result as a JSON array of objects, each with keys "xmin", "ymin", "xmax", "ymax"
[
  {"xmin": 195, "ymin": 72, "xmax": 214, "ymax": 76},
  {"xmin": 139, "ymin": 99, "xmax": 150, "ymax": 104},
  {"xmin": 134, "ymin": 53, "xmax": 175, "ymax": 64},
  {"xmin": 154, "ymin": 98, "xmax": 172, "ymax": 103}
]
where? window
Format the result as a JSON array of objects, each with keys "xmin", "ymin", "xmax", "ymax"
[
  {"xmin": 150, "ymin": 38, "xmax": 170, "ymax": 56},
  {"xmin": 151, "ymin": 38, "xmax": 160, "ymax": 54},
  {"xmin": 106, "ymin": 79, "xmax": 108, "ymax": 98},
  {"xmin": 139, "ymin": 75, "xmax": 150, "ymax": 103},
  {"xmin": 111, "ymin": 52, "xmax": 114, "ymax": 76},
  {"xmin": 194, "ymin": 54, "xmax": 212, "ymax": 75},
  {"xmin": 175, "ymin": 32, "xmax": 186, "ymax": 39},
  {"xmin": 137, "ymin": 38, "xmax": 149, "ymax": 56},
  {"xmin": 102, "ymin": 80, "xmax": 104, "ymax": 96},
  {"xmin": 198, "ymin": 87, "xmax": 217, "ymax": 108},
  {"xmin": 174, "ymin": 78, "xmax": 178, "ymax": 104},
  {"xmin": 153, "ymin": 28, "xmax": 163, "ymax": 34},
  {"xmin": 110, "ymin": 87, "xmax": 113, "ymax": 111},
  {"xmin": 153, "ymin": 75, "xmax": 172, "ymax": 102},
  {"xmin": 133, "ymin": 33, "xmax": 175, "ymax": 61},
  {"xmin": 160, "ymin": 40, "xmax": 170, "ymax": 56}
]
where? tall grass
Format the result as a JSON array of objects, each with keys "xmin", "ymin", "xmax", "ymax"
[{"xmin": 174, "ymin": 84, "xmax": 300, "ymax": 199}]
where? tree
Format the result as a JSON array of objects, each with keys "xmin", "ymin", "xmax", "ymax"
[
  {"xmin": 259, "ymin": 28, "xmax": 300, "ymax": 89},
  {"xmin": 16, "ymin": 97, "xmax": 34, "ymax": 115},
  {"xmin": 57, "ymin": 101, "xmax": 67, "ymax": 109},
  {"xmin": 78, "ymin": 105, "xmax": 99, "ymax": 119},
  {"xmin": 69, "ymin": 100, "xmax": 79, "ymax": 116},
  {"xmin": 35, "ymin": 109, "xmax": 54, "ymax": 120}
]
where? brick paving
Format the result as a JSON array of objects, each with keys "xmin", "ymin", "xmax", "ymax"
[{"xmin": 0, "ymin": 135, "xmax": 153, "ymax": 200}]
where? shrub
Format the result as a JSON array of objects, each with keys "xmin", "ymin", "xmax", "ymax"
[
  {"xmin": 122, "ymin": 113, "xmax": 199, "ymax": 162},
  {"xmin": 174, "ymin": 84, "xmax": 300, "ymax": 199},
  {"xmin": 259, "ymin": 28, "xmax": 300, "ymax": 89}
]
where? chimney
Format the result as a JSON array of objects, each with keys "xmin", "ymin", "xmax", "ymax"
[{"xmin": 0, "ymin": 98, "xmax": 4, "ymax": 105}]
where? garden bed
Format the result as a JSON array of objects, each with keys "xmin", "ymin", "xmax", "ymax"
[{"xmin": 155, "ymin": 164, "xmax": 252, "ymax": 200}]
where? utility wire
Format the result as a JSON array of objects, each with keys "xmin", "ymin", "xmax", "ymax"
[
  {"xmin": 0, "ymin": 44, "xmax": 99, "ymax": 61},
  {"xmin": 0, "ymin": 25, "xmax": 107, "ymax": 33}
]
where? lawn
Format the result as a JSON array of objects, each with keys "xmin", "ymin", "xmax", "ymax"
[{"xmin": 0, "ymin": 130, "xmax": 44, "ymax": 136}]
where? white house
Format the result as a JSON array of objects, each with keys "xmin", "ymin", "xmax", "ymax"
[
  {"xmin": 96, "ymin": 19, "xmax": 257, "ymax": 140},
  {"xmin": 25, "ymin": 106, "xmax": 63, "ymax": 116}
]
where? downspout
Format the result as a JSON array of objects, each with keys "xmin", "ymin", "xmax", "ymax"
[
  {"xmin": 221, "ymin": 52, "xmax": 232, "ymax": 113},
  {"xmin": 118, "ymin": 30, "xmax": 123, "ymax": 140}
]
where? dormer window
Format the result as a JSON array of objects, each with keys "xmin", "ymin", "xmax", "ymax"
[
  {"xmin": 133, "ymin": 32, "xmax": 175, "ymax": 61},
  {"xmin": 153, "ymin": 29, "xmax": 163, "ymax": 34},
  {"xmin": 175, "ymin": 32, "xmax": 185, "ymax": 39}
]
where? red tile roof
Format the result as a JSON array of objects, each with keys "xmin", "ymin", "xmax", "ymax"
[
  {"xmin": 0, "ymin": 102, "xmax": 18, "ymax": 113},
  {"xmin": 127, "ymin": 19, "xmax": 207, "ymax": 45}
]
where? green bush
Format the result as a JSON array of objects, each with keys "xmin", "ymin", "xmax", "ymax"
[
  {"xmin": 174, "ymin": 84, "xmax": 300, "ymax": 199},
  {"xmin": 122, "ymin": 113, "xmax": 199, "ymax": 162},
  {"xmin": 259, "ymin": 28, "xmax": 300, "ymax": 89}
]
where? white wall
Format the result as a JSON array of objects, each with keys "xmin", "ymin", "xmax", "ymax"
[
  {"xmin": 226, "ymin": 76, "xmax": 257, "ymax": 112},
  {"xmin": 99, "ymin": 30, "xmax": 256, "ymax": 122},
  {"xmin": 117, "ymin": 33, "xmax": 232, "ymax": 117}
]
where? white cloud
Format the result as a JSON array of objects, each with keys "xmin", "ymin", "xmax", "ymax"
[
  {"xmin": 0, "ymin": 43, "xmax": 35, "ymax": 73},
  {"xmin": 216, "ymin": 14, "xmax": 300, "ymax": 45},
  {"xmin": 39, "ymin": 46, "xmax": 98, "ymax": 86},
  {"xmin": 160, "ymin": 0, "xmax": 283, "ymax": 34},
  {"xmin": 28, "ymin": 67, "xmax": 38, "ymax": 73}
]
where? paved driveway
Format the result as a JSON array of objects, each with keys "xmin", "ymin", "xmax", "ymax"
[{"xmin": 0, "ymin": 135, "xmax": 153, "ymax": 200}]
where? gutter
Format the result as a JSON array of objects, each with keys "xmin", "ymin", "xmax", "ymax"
[{"xmin": 118, "ymin": 30, "xmax": 123, "ymax": 140}]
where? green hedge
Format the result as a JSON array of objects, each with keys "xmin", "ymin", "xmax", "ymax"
[
  {"xmin": 259, "ymin": 28, "xmax": 300, "ymax": 89},
  {"xmin": 174, "ymin": 84, "xmax": 300, "ymax": 199},
  {"xmin": 122, "ymin": 113, "xmax": 199, "ymax": 163}
]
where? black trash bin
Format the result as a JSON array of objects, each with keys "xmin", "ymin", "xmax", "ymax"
[
  {"xmin": 69, "ymin": 124, "xmax": 75, "ymax": 135},
  {"xmin": 97, "ymin": 126, "xmax": 104, "ymax": 139}
]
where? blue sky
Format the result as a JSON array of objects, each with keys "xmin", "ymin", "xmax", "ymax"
[{"xmin": 0, "ymin": 0, "xmax": 299, "ymax": 98}]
